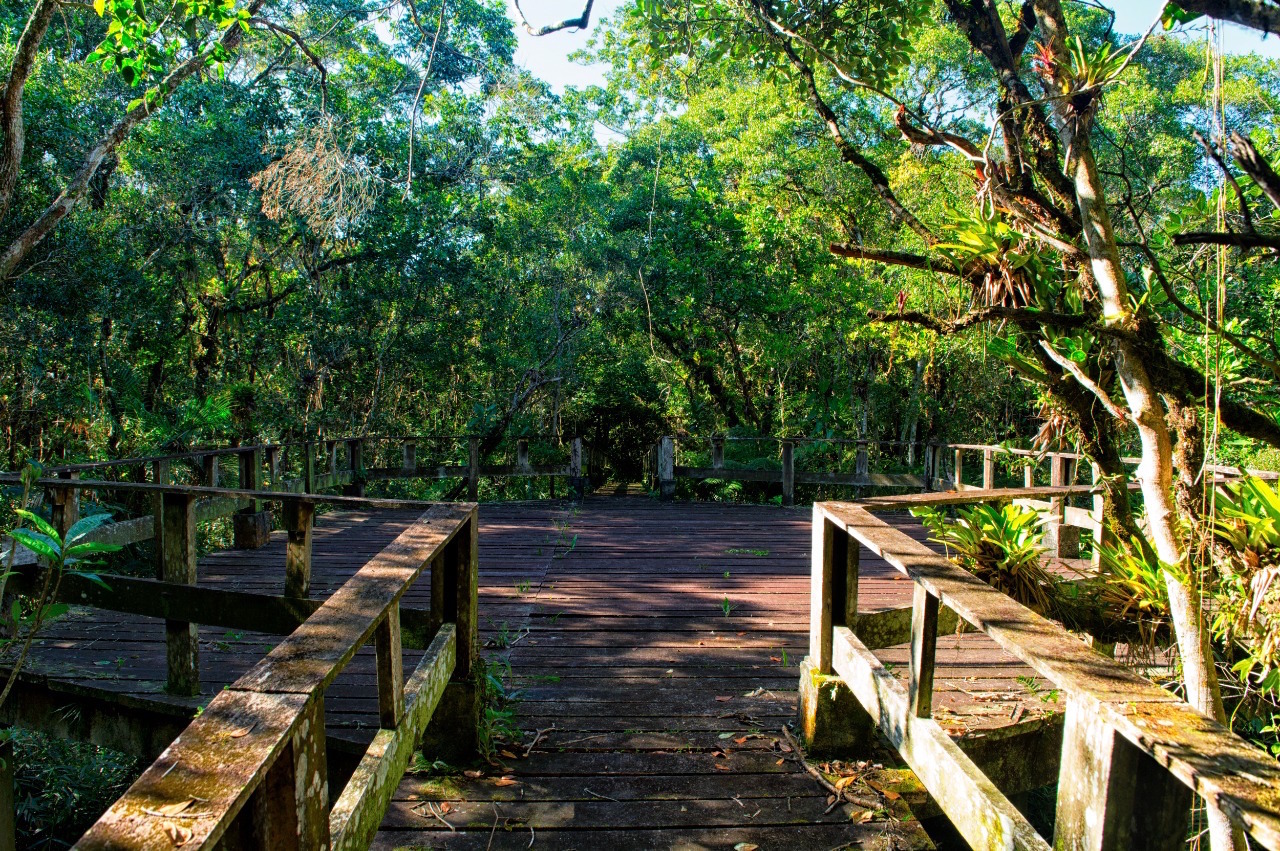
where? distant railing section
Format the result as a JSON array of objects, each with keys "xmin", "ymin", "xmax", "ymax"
[
  {"xmin": 0, "ymin": 474, "xmax": 479, "ymax": 851},
  {"xmin": 803, "ymin": 487, "xmax": 1280, "ymax": 851},
  {"xmin": 2, "ymin": 435, "xmax": 601, "ymax": 561}
]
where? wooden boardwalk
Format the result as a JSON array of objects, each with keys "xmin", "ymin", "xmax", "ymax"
[{"xmin": 16, "ymin": 493, "xmax": 1069, "ymax": 850}]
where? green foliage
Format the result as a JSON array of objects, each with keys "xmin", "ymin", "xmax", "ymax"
[
  {"xmin": 912, "ymin": 502, "xmax": 1056, "ymax": 612},
  {"xmin": 476, "ymin": 656, "xmax": 521, "ymax": 763},
  {"xmin": 8, "ymin": 728, "xmax": 139, "ymax": 849},
  {"xmin": 1212, "ymin": 476, "xmax": 1280, "ymax": 692}
]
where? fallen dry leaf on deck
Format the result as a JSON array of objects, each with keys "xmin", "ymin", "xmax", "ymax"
[
  {"xmin": 154, "ymin": 800, "xmax": 195, "ymax": 817},
  {"xmin": 228, "ymin": 724, "xmax": 255, "ymax": 739},
  {"xmin": 857, "ymin": 810, "xmax": 876, "ymax": 823},
  {"xmin": 162, "ymin": 822, "xmax": 193, "ymax": 846},
  {"xmin": 714, "ymin": 764, "xmax": 731, "ymax": 771},
  {"xmin": 734, "ymin": 736, "xmax": 748, "ymax": 745},
  {"xmin": 494, "ymin": 776, "xmax": 519, "ymax": 787},
  {"xmin": 439, "ymin": 802, "xmax": 453, "ymax": 814},
  {"xmin": 715, "ymin": 696, "xmax": 732, "ymax": 702},
  {"xmin": 463, "ymin": 770, "xmax": 484, "ymax": 778},
  {"xmin": 734, "ymin": 844, "xmax": 760, "ymax": 851}
]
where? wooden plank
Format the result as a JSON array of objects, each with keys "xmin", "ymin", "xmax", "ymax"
[
  {"xmin": 329, "ymin": 627, "xmax": 455, "ymax": 851},
  {"xmin": 375, "ymin": 607, "xmax": 405, "ymax": 729}
]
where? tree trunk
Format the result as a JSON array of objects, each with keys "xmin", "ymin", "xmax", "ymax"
[{"xmin": 1032, "ymin": 3, "xmax": 1243, "ymax": 847}]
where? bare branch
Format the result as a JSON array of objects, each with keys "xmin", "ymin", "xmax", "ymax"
[
  {"xmin": 829, "ymin": 243, "xmax": 984, "ymax": 284},
  {"xmin": 1171, "ymin": 230, "xmax": 1280, "ymax": 249},
  {"xmin": 1230, "ymin": 130, "xmax": 1280, "ymax": 212},
  {"xmin": 1038, "ymin": 339, "xmax": 1130, "ymax": 422},
  {"xmin": 251, "ymin": 17, "xmax": 328, "ymax": 109},
  {"xmin": 512, "ymin": 0, "xmax": 594, "ymax": 36}
]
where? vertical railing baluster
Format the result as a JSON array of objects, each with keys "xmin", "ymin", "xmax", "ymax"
[
  {"xmin": 983, "ymin": 448, "xmax": 995, "ymax": 489},
  {"xmin": 908, "ymin": 585, "xmax": 939, "ymax": 718},
  {"xmin": 467, "ymin": 437, "xmax": 480, "ymax": 501},
  {"xmin": 160, "ymin": 491, "xmax": 199, "ymax": 696},
  {"xmin": 402, "ymin": 439, "xmax": 416, "ymax": 475},
  {"xmin": 375, "ymin": 606, "xmax": 405, "ymax": 729},
  {"xmin": 1054, "ymin": 696, "xmax": 1191, "ymax": 850},
  {"xmin": 781, "ymin": 439, "xmax": 795, "ymax": 507},
  {"xmin": 711, "ymin": 436, "xmax": 725, "ymax": 471},
  {"xmin": 658, "ymin": 437, "xmax": 675, "ymax": 501},
  {"xmin": 953, "ymin": 447, "xmax": 964, "ymax": 490},
  {"xmin": 283, "ymin": 497, "xmax": 314, "ymax": 599}
]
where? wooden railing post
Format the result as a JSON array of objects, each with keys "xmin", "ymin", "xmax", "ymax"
[
  {"xmin": 1054, "ymin": 696, "xmax": 1191, "ymax": 851},
  {"xmin": 375, "ymin": 606, "xmax": 405, "ymax": 729},
  {"xmin": 402, "ymin": 440, "xmax": 416, "ymax": 475},
  {"xmin": 1024, "ymin": 457, "xmax": 1035, "ymax": 487},
  {"xmin": 711, "ymin": 437, "xmax": 725, "ymax": 471},
  {"xmin": 570, "ymin": 437, "xmax": 586, "ymax": 500},
  {"xmin": 303, "ymin": 441, "xmax": 315, "ymax": 494},
  {"xmin": 201, "ymin": 453, "xmax": 220, "ymax": 488},
  {"xmin": 800, "ymin": 508, "xmax": 872, "ymax": 752},
  {"xmin": 855, "ymin": 442, "xmax": 869, "ymax": 483},
  {"xmin": 983, "ymin": 448, "xmax": 995, "ymax": 489},
  {"xmin": 908, "ymin": 585, "xmax": 939, "ymax": 718},
  {"xmin": 781, "ymin": 439, "xmax": 795, "ymax": 507},
  {"xmin": 516, "ymin": 439, "xmax": 531, "ymax": 474},
  {"xmin": 953, "ymin": 447, "xmax": 964, "ymax": 490},
  {"xmin": 421, "ymin": 509, "xmax": 480, "ymax": 761},
  {"xmin": 343, "ymin": 438, "xmax": 365, "ymax": 498},
  {"xmin": 50, "ymin": 470, "xmax": 79, "ymax": 540},
  {"xmin": 1092, "ymin": 462, "xmax": 1107, "ymax": 570},
  {"xmin": 327, "ymin": 440, "xmax": 339, "ymax": 477},
  {"xmin": 246, "ymin": 692, "xmax": 329, "ymax": 849},
  {"xmin": 658, "ymin": 437, "xmax": 675, "ymax": 501},
  {"xmin": 283, "ymin": 498, "xmax": 314, "ymax": 599},
  {"xmin": 265, "ymin": 445, "xmax": 281, "ymax": 489},
  {"xmin": 1047, "ymin": 454, "xmax": 1080, "ymax": 558},
  {"xmin": 151, "ymin": 458, "xmax": 171, "ymax": 569},
  {"xmin": 467, "ymin": 437, "xmax": 479, "ymax": 501},
  {"xmin": 160, "ymin": 491, "xmax": 200, "ymax": 696},
  {"xmin": 0, "ymin": 735, "xmax": 15, "ymax": 851},
  {"xmin": 234, "ymin": 447, "xmax": 271, "ymax": 549}
]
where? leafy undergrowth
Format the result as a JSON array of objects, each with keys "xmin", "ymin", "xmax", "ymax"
[{"xmin": 10, "ymin": 729, "xmax": 139, "ymax": 849}]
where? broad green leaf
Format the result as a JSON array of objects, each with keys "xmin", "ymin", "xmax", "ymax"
[
  {"xmin": 9, "ymin": 529, "xmax": 60, "ymax": 563},
  {"xmin": 65, "ymin": 512, "xmax": 115, "ymax": 544},
  {"xmin": 15, "ymin": 509, "xmax": 59, "ymax": 542}
]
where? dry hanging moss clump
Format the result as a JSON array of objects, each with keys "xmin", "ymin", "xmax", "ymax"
[{"xmin": 249, "ymin": 115, "xmax": 381, "ymax": 235}]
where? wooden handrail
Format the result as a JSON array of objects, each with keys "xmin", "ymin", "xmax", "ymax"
[
  {"xmin": 73, "ymin": 502, "xmax": 478, "ymax": 850},
  {"xmin": 805, "ymin": 489, "xmax": 1280, "ymax": 851}
]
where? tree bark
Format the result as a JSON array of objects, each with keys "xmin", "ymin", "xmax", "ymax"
[
  {"xmin": 1032, "ymin": 3, "xmax": 1243, "ymax": 848},
  {"xmin": 0, "ymin": 0, "xmax": 266, "ymax": 282},
  {"xmin": 0, "ymin": 0, "xmax": 59, "ymax": 223}
]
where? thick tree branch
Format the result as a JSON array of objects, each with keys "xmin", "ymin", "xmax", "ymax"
[
  {"xmin": 512, "ymin": 0, "xmax": 593, "ymax": 35},
  {"xmin": 1230, "ymin": 130, "xmax": 1280, "ymax": 212},
  {"xmin": 1038, "ymin": 339, "xmax": 1130, "ymax": 422},
  {"xmin": 867, "ymin": 305, "xmax": 1099, "ymax": 334},
  {"xmin": 1171, "ymin": 230, "xmax": 1280, "ymax": 249},
  {"xmin": 828, "ymin": 243, "xmax": 984, "ymax": 283},
  {"xmin": 1173, "ymin": 0, "xmax": 1280, "ymax": 34},
  {"xmin": 0, "ymin": 0, "xmax": 60, "ymax": 223},
  {"xmin": 0, "ymin": 0, "xmax": 267, "ymax": 282},
  {"xmin": 251, "ymin": 18, "xmax": 329, "ymax": 108}
]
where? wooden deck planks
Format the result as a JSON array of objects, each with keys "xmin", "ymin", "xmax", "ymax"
[{"xmin": 15, "ymin": 494, "xmax": 1066, "ymax": 849}]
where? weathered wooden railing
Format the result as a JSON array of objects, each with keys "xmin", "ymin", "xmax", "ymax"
[
  {"xmin": 801, "ymin": 487, "xmax": 1280, "ymax": 851},
  {"xmin": 1, "ymin": 476, "xmax": 478, "ymax": 850},
  {"xmin": 37, "ymin": 433, "xmax": 602, "ymax": 501},
  {"xmin": 649, "ymin": 436, "xmax": 932, "ymax": 506}
]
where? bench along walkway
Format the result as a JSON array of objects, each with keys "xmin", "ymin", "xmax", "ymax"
[{"xmin": 8, "ymin": 491, "xmax": 1073, "ymax": 849}]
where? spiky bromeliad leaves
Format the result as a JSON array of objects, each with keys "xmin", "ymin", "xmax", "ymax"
[
  {"xmin": 1213, "ymin": 475, "xmax": 1280, "ymax": 692},
  {"xmin": 912, "ymin": 502, "xmax": 1056, "ymax": 613}
]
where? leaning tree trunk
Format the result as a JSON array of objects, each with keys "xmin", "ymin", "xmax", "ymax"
[{"xmin": 1032, "ymin": 3, "xmax": 1244, "ymax": 848}]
